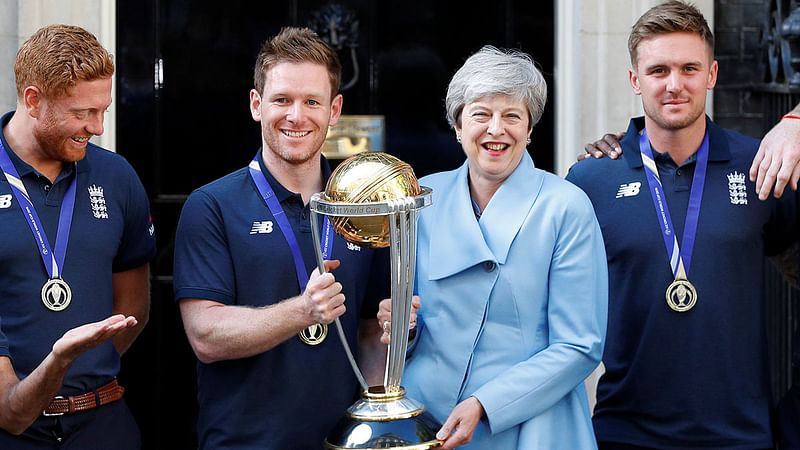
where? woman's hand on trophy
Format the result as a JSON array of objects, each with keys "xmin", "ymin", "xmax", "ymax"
[
  {"xmin": 376, "ymin": 296, "xmax": 421, "ymax": 344},
  {"xmin": 436, "ymin": 396, "xmax": 485, "ymax": 449},
  {"xmin": 303, "ymin": 260, "xmax": 345, "ymax": 325}
]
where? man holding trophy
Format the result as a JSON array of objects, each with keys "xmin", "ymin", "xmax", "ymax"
[{"xmin": 173, "ymin": 27, "xmax": 392, "ymax": 449}]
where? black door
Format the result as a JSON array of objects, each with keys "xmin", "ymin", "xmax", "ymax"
[{"xmin": 116, "ymin": 1, "xmax": 554, "ymax": 447}]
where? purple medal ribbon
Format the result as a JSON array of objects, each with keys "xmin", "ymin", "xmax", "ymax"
[
  {"xmin": 639, "ymin": 129, "xmax": 709, "ymax": 278},
  {"xmin": 248, "ymin": 155, "xmax": 332, "ymax": 290},
  {"xmin": 0, "ymin": 139, "xmax": 76, "ymax": 280}
]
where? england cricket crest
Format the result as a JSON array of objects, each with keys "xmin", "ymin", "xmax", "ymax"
[
  {"xmin": 88, "ymin": 184, "xmax": 108, "ymax": 219},
  {"xmin": 727, "ymin": 171, "xmax": 747, "ymax": 205}
]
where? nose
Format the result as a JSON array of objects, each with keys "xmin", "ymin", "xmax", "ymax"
[
  {"xmin": 666, "ymin": 72, "xmax": 683, "ymax": 93},
  {"xmin": 86, "ymin": 111, "xmax": 105, "ymax": 136},
  {"xmin": 286, "ymin": 103, "xmax": 304, "ymax": 123},
  {"xmin": 487, "ymin": 114, "xmax": 503, "ymax": 136}
]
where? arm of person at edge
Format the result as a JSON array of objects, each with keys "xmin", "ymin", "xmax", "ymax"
[
  {"xmin": 111, "ymin": 264, "xmax": 151, "ymax": 354},
  {"xmin": 577, "ymin": 131, "xmax": 626, "ymax": 161},
  {"xmin": 750, "ymin": 102, "xmax": 800, "ymax": 200},
  {"xmin": 0, "ymin": 315, "xmax": 138, "ymax": 434},
  {"xmin": 179, "ymin": 260, "xmax": 346, "ymax": 364}
]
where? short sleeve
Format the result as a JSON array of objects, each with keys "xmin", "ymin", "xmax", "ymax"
[
  {"xmin": 173, "ymin": 189, "xmax": 237, "ymax": 304},
  {"xmin": 112, "ymin": 161, "xmax": 156, "ymax": 272},
  {"xmin": 0, "ymin": 316, "xmax": 10, "ymax": 359}
]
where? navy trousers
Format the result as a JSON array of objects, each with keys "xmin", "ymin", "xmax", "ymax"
[{"xmin": 0, "ymin": 399, "xmax": 140, "ymax": 449}]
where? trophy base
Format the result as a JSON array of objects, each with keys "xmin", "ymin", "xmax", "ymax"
[{"xmin": 324, "ymin": 386, "xmax": 442, "ymax": 449}]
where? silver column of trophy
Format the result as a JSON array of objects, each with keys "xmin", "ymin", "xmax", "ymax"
[{"xmin": 308, "ymin": 152, "xmax": 441, "ymax": 449}]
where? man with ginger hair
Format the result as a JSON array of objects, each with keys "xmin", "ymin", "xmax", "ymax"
[
  {"xmin": 567, "ymin": 2, "xmax": 800, "ymax": 448},
  {"xmin": 0, "ymin": 24, "xmax": 155, "ymax": 448}
]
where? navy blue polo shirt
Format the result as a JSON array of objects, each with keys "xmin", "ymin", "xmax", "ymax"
[
  {"xmin": 0, "ymin": 111, "xmax": 156, "ymax": 394},
  {"xmin": 567, "ymin": 116, "xmax": 800, "ymax": 449},
  {"xmin": 173, "ymin": 150, "xmax": 389, "ymax": 449}
]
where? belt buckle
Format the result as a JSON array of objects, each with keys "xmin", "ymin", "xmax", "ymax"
[{"xmin": 42, "ymin": 396, "xmax": 66, "ymax": 417}]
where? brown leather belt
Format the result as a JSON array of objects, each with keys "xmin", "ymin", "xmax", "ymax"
[{"xmin": 43, "ymin": 379, "xmax": 125, "ymax": 416}]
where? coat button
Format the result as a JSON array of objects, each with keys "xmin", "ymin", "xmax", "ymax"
[{"xmin": 483, "ymin": 261, "xmax": 496, "ymax": 272}]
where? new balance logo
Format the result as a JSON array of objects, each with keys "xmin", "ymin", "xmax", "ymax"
[
  {"xmin": 250, "ymin": 221, "xmax": 274, "ymax": 234},
  {"xmin": 616, "ymin": 182, "xmax": 641, "ymax": 198},
  {"xmin": 0, "ymin": 194, "xmax": 11, "ymax": 208},
  {"xmin": 346, "ymin": 242, "xmax": 362, "ymax": 252}
]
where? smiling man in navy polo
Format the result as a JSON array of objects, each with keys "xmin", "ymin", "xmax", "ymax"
[
  {"xmin": 0, "ymin": 25, "xmax": 156, "ymax": 448},
  {"xmin": 173, "ymin": 27, "xmax": 388, "ymax": 449},
  {"xmin": 567, "ymin": 2, "xmax": 800, "ymax": 448}
]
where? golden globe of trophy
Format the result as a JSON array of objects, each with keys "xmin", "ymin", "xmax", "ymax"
[{"xmin": 308, "ymin": 152, "xmax": 441, "ymax": 449}]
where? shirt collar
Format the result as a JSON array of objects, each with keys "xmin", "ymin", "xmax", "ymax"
[
  {"xmin": 255, "ymin": 148, "xmax": 332, "ymax": 203},
  {"xmin": 653, "ymin": 147, "xmax": 697, "ymax": 168},
  {"xmin": 621, "ymin": 115, "xmax": 731, "ymax": 169}
]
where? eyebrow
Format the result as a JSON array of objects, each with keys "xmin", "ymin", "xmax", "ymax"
[
  {"xmin": 269, "ymin": 91, "xmax": 326, "ymax": 99},
  {"xmin": 644, "ymin": 60, "xmax": 703, "ymax": 71}
]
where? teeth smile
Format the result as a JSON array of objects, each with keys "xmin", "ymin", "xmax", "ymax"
[
  {"xmin": 72, "ymin": 137, "xmax": 89, "ymax": 142},
  {"xmin": 484, "ymin": 143, "xmax": 507, "ymax": 151},
  {"xmin": 282, "ymin": 130, "xmax": 310, "ymax": 137}
]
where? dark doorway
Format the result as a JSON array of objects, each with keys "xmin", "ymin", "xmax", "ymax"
[{"xmin": 116, "ymin": 1, "xmax": 554, "ymax": 447}]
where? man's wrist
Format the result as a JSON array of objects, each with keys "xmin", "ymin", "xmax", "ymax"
[{"xmin": 45, "ymin": 350, "xmax": 74, "ymax": 372}]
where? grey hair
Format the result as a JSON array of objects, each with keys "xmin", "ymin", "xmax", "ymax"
[{"xmin": 445, "ymin": 45, "xmax": 547, "ymax": 130}]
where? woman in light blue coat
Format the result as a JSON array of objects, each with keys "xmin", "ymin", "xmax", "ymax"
[{"xmin": 378, "ymin": 46, "xmax": 608, "ymax": 449}]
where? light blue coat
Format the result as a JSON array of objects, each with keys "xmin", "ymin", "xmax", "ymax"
[{"xmin": 403, "ymin": 152, "xmax": 608, "ymax": 449}]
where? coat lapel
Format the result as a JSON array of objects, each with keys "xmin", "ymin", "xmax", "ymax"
[
  {"xmin": 426, "ymin": 153, "xmax": 544, "ymax": 280},
  {"xmin": 480, "ymin": 153, "xmax": 543, "ymax": 264}
]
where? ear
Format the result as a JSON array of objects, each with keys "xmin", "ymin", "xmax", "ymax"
[
  {"xmin": 249, "ymin": 89, "xmax": 262, "ymax": 122},
  {"xmin": 706, "ymin": 60, "xmax": 718, "ymax": 90},
  {"xmin": 22, "ymin": 86, "xmax": 44, "ymax": 117},
  {"xmin": 328, "ymin": 93, "xmax": 343, "ymax": 127},
  {"xmin": 629, "ymin": 68, "xmax": 642, "ymax": 95}
]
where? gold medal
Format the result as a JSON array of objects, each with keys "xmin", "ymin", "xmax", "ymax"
[
  {"xmin": 298, "ymin": 323, "xmax": 327, "ymax": 345},
  {"xmin": 41, "ymin": 278, "xmax": 72, "ymax": 311},
  {"xmin": 665, "ymin": 278, "xmax": 697, "ymax": 312}
]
